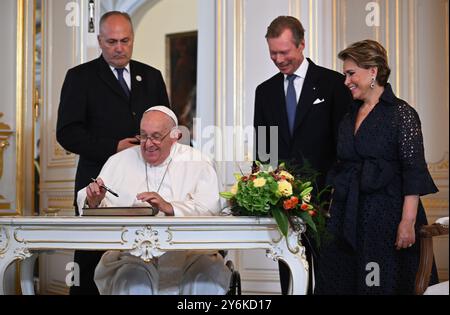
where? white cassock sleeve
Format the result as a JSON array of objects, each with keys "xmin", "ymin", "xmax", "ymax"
[
  {"xmin": 76, "ymin": 147, "xmax": 144, "ymax": 214},
  {"xmin": 171, "ymin": 160, "xmax": 222, "ymax": 217}
]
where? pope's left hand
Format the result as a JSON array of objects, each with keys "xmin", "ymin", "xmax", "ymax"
[{"xmin": 136, "ymin": 192, "xmax": 174, "ymax": 216}]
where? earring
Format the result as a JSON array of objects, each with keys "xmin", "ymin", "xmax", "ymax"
[{"xmin": 370, "ymin": 77, "xmax": 376, "ymax": 89}]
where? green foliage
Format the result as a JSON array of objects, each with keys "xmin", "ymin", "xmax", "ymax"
[
  {"xmin": 271, "ymin": 207, "xmax": 289, "ymax": 237},
  {"xmin": 234, "ymin": 174, "xmax": 279, "ymax": 215}
]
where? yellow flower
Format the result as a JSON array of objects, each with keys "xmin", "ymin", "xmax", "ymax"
[
  {"xmin": 230, "ymin": 183, "xmax": 238, "ymax": 195},
  {"xmin": 278, "ymin": 180, "xmax": 293, "ymax": 197},
  {"xmin": 279, "ymin": 170, "xmax": 294, "ymax": 181},
  {"xmin": 253, "ymin": 177, "xmax": 267, "ymax": 188}
]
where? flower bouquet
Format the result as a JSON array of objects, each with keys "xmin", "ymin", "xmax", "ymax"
[{"xmin": 220, "ymin": 162, "xmax": 328, "ymax": 244}]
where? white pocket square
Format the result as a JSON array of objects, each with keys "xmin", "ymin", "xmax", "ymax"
[{"xmin": 313, "ymin": 98, "xmax": 325, "ymax": 105}]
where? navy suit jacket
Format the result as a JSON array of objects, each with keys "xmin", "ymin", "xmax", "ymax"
[
  {"xmin": 57, "ymin": 55, "xmax": 170, "ymax": 207},
  {"xmin": 254, "ymin": 58, "xmax": 351, "ymax": 189}
]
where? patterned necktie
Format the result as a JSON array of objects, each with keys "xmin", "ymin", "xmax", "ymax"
[
  {"xmin": 115, "ymin": 68, "xmax": 130, "ymax": 98},
  {"xmin": 286, "ymin": 74, "xmax": 297, "ymax": 135}
]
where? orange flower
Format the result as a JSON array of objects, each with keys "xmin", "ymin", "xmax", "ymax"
[
  {"xmin": 283, "ymin": 199, "xmax": 293, "ymax": 210},
  {"xmin": 300, "ymin": 203, "xmax": 309, "ymax": 211},
  {"xmin": 290, "ymin": 196, "xmax": 299, "ymax": 207},
  {"xmin": 308, "ymin": 210, "xmax": 317, "ymax": 217}
]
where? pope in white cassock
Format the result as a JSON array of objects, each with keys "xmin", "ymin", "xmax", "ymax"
[{"xmin": 77, "ymin": 106, "xmax": 231, "ymax": 295}]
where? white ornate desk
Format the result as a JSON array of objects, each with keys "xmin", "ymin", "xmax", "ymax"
[{"xmin": 0, "ymin": 216, "xmax": 308, "ymax": 295}]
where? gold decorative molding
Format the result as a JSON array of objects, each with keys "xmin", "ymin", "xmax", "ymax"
[
  {"xmin": 0, "ymin": 113, "xmax": 14, "ymax": 181},
  {"xmin": 49, "ymin": 137, "xmax": 77, "ymax": 168},
  {"xmin": 428, "ymin": 152, "xmax": 449, "ymax": 179},
  {"xmin": 48, "ymin": 195, "xmax": 75, "ymax": 210},
  {"xmin": 0, "ymin": 194, "xmax": 11, "ymax": 210},
  {"xmin": 53, "ymin": 137, "xmax": 72, "ymax": 158},
  {"xmin": 0, "ymin": 113, "xmax": 12, "ymax": 131},
  {"xmin": 0, "ymin": 203, "xmax": 12, "ymax": 210},
  {"xmin": 0, "ymin": 114, "xmax": 14, "ymax": 212},
  {"xmin": 0, "ymin": 139, "xmax": 10, "ymax": 179},
  {"xmin": 422, "ymin": 198, "xmax": 449, "ymax": 210},
  {"xmin": 14, "ymin": 0, "xmax": 26, "ymax": 216}
]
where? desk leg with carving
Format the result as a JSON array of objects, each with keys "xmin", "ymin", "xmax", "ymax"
[
  {"xmin": 20, "ymin": 253, "xmax": 38, "ymax": 295},
  {"xmin": 266, "ymin": 231, "xmax": 309, "ymax": 295},
  {"xmin": 0, "ymin": 255, "xmax": 20, "ymax": 295}
]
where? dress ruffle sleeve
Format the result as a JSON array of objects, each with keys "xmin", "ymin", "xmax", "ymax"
[{"xmin": 397, "ymin": 103, "xmax": 438, "ymax": 196}]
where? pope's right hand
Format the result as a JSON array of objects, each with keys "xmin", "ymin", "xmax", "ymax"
[{"xmin": 86, "ymin": 177, "xmax": 106, "ymax": 208}]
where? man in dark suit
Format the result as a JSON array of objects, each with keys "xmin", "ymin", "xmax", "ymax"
[
  {"xmin": 253, "ymin": 16, "xmax": 351, "ymax": 295},
  {"xmin": 56, "ymin": 11, "xmax": 169, "ymax": 295}
]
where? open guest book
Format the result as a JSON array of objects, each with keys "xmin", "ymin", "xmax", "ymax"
[{"xmin": 81, "ymin": 207, "xmax": 159, "ymax": 216}]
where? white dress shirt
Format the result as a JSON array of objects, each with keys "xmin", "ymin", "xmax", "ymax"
[
  {"xmin": 110, "ymin": 64, "xmax": 131, "ymax": 91},
  {"xmin": 283, "ymin": 58, "xmax": 309, "ymax": 103}
]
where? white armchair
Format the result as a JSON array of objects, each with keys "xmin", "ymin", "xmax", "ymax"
[{"xmin": 415, "ymin": 217, "xmax": 449, "ymax": 295}]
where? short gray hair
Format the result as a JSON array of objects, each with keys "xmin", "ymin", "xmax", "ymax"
[{"xmin": 99, "ymin": 11, "xmax": 134, "ymax": 34}]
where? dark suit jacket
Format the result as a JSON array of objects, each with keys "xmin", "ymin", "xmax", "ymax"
[
  {"xmin": 254, "ymin": 58, "xmax": 351, "ymax": 189},
  {"xmin": 57, "ymin": 55, "xmax": 170, "ymax": 209}
]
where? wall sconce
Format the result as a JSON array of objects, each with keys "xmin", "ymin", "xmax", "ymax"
[{"xmin": 88, "ymin": 0, "xmax": 95, "ymax": 33}]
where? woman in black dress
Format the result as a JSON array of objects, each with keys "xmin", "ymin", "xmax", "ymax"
[{"xmin": 314, "ymin": 40, "xmax": 438, "ymax": 294}]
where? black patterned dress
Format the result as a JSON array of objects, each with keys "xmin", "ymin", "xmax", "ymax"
[{"xmin": 314, "ymin": 84, "xmax": 438, "ymax": 295}]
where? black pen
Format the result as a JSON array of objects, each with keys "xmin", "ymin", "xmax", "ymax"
[{"xmin": 91, "ymin": 178, "xmax": 119, "ymax": 197}]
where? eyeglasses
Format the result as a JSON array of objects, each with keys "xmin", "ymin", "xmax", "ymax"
[{"xmin": 137, "ymin": 130, "xmax": 171, "ymax": 145}]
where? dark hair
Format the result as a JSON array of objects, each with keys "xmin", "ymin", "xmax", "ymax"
[
  {"xmin": 338, "ymin": 39, "xmax": 391, "ymax": 86},
  {"xmin": 265, "ymin": 16, "xmax": 305, "ymax": 47},
  {"xmin": 99, "ymin": 11, "xmax": 133, "ymax": 33}
]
